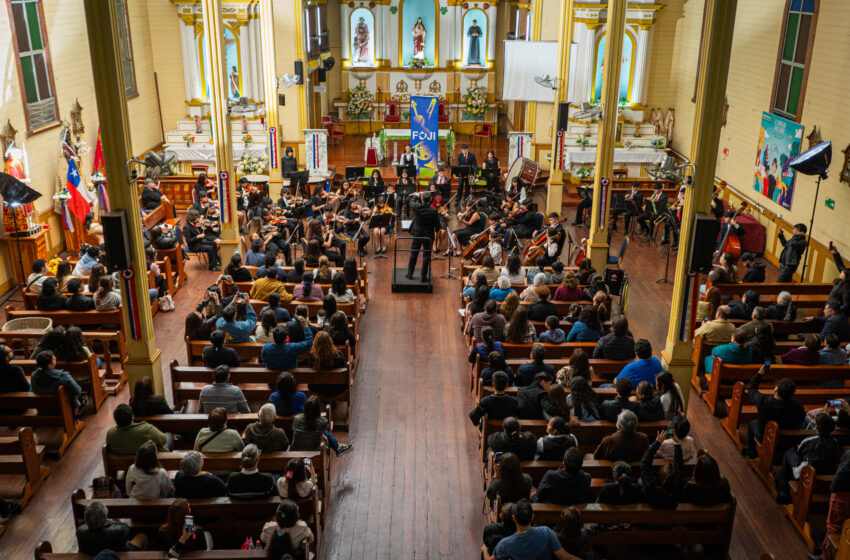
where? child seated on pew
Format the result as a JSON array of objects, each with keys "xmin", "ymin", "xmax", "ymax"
[
  {"xmin": 277, "ymin": 457, "xmax": 318, "ymax": 499},
  {"xmin": 260, "ymin": 500, "xmax": 315, "ymax": 559},
  {"xmin": 538, "ymin": 316, "xmax": 565, "ymax": 344}
]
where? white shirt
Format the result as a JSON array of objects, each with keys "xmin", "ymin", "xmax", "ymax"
[{"xmin": 26, "ymin": 272, "xmax": 46, "ymax": 293}]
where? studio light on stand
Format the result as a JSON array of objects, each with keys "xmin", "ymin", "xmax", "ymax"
[
  {"xmin": 0, "ymin": 172, "xmax": 43, "ymax": 289},
  {"xmin": 789, "ymin": 140, "xmax": 831, "ymax": 281}
]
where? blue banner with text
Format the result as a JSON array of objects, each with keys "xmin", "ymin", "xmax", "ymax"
[{"xmin": 410, "ymin": 96, "xmax": 439, "ymax": 173}]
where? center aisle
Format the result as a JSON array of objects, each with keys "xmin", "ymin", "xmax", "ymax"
[{"xmin": 320, "ymin": 256, "xmax": 484, "ymax": 559}]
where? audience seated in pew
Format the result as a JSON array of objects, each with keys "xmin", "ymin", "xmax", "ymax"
[
  {"xmin": 469, "ymin": 300, "xmax": 507, "ymax": 342},
  {"xmin": 695, "ymin": 305, "xmax": 735, "ymax": 344},
  {"xmin": 487, "ymin": 452, "xmax": 533, "ymax": 504},
  {"xmin": 257, "ymin": 252, "xmax": 289, "ymax": 282},
  {"xmin": 489, "ymin": 276, "xmax": 515, "ymax": 303},
  {"xmin": 293, "ymin": 272, "xmax": 324, "ymax": 302},
  {"xmin": 470, "ymin": 371, "xmax": 520, "ymax": 426},
  {"xmin": 599, "ymin": 378, "xmax": 639, "ymax": 423},
  {"xmin": 517, "ymin": 372, "xmax": 555, "ymax": 420},
  {"xmin": 270, "ymin": 372, "xmax": 307, "ymax": 416},
  {"xmin": 66, "ymin": 278, "xmax": 95, "ymax": 311},
  {"xmin": 469, "ymin": 327, "xmax": 504, "ymax": 364},
  {"xmin": 194, "ymin": 407, "xmax": 244, "ymax": 453},
  {"xmin": 740, "ymin": 305, "xmax": 772, "ymax": 339},
  {"xmin": 614, "ymin": 339, "xmax": 663, "ymax": 388},
  {"xmin": 749, "ymin": 320, "xmax": 777, "ymax": 365},
  {"xmin": 278, "ymin": 457, "xmax": 318, "ymax": 499},
  {"xmin": 532, "ymin": 447, "xmax": 590, "ymax": 506},
  {"xmin": 31, "ymin": 350, "xmax": 85, "ymax": 411},
  {"xmin": 329, "ymin": 274, "xmax": 356, "ymax": 304},
  {"xmin": 565, "ymin": 306, "xmax": 603, "ymax": 343},
  {"xmin": 515, "ymin": 344, "xmax": 555, "ymax": 387},
  {"xmin": 226, "ymin": 444, "xmax": 276, "ymax": 499},
  {"xmin": 657, "ymin": 415, "xmax": 695, "ymax": 461},
  {"xmin": 199, "ymin": 365, "xmax": 250, "ymax": 414},
  {"xmin": 292, "ymin": 395, "xmax": 352, "ymax": 456},
  {"xmin": 254, "ymin": 310, "xmax": 277, "ymax": 344},
  {"xmin": 262, "ymin": 319, "xmax": 315, "ymax": 371},
  {"xmin": 216, "ymin": 296, "xmax": 257, "ymax": 343},
  {"xmin": 260, "ymin": 500, "xmax": 315, "ymax": 557},
  {"xmin": 705, "ymin": 328, "xmax": 753, "ymax": 372},
  {"xmin": 173, "ymin": 451, "xmax": 226, "ymax": 499},
  {"xmin": 598, "ymin": 461, "xmax": 641, "ymax": 505},
  {"xmin": 554, "ymin": 350, "xmax": 592, "ymax": 386},
  {"xmin": 633, "ymin": 381, "xmax": 665, "ymax": 422},
  {"xmin": 656, "ymin": 371, "xmax": 685, "ymax": 419},
  {"xmin": 76, "ymin": 501, "xmax": 149, "ymax": 555},
  {"xmin": 775, "ymin": 413, "xmax": 840, "ymax": 505},
  {"xmin": 535, "ymin": 417, "xmax": 577, "ymax": 461},
  {"xmin": 73, "ymin": 246, "xmax": 101, "ymax": 277},
  {"xmin": 244, "ymin": 403, "xmax": 290, "ymax": 452},
  {"xmin": 746, "ymin": 366, "xmax": 806, "ymax": 459},
  {"xmin": 766, "ymin": 291, "xmax": 798, "ymax": 322},
  {"xmin": 482, "ymin": 499, "xmax": 577, "ymax": 560},
  {"xmin": 682, "ymin": 449, "xmax": 732, "ymax": 507},
  {"xmin": 783, "ymin": 333, "xmax": 822, "ymax": 365},
  {"xmin": 259, "ymin": 292, "xmax": 292, "ymax": 324},
  {"xmin": 818, "ymin": 449, "xmax": 850, "ymax": 560},
  {"xmin": 224, "ymin": 254, "xmax": 252, "ymax": 283},
  {"xmin": 805, "ymin": 302, "xmax": 850, "ymax": 342},
  {"xmin": 94, "ymin": 276, "xmax": 122, "ymax": 311},
  {"xmin": 641, "ymin": 429, "xmax": 686, "ymax": 509},
  {"xmin": 553, "ymin": 273, "xmax": 582, "ymax": 302},
  {"xmin": 566, "ymin": 377, "xmax": 601, "ymax": 421},
  {"xmin": 55, "ymin": 260, "xmax": 74, "ymax": 293},
  {"xmin": 487, "ymin": 417, "xmax": 537, "ymax": 462},
  {"xmin": 203, "ymin": 331, "xmax": 241, "ymax": 369},
  {"xmin": 0, "ymin": 343, "xmax": 28, "ymax": 395},
  {"xmin": 125, "ymin": 440, "xmax": 173, "ymax": 499},
  {"xmin": 505, "ymin": 306, "xmax": 537, "ymax": 344},
  {"xmin": 528, "ymin": 287, "xmax": 557, "ymax": 323},
  {"xmin": 538, "ymin": 316, "xmax": 566, "ymax": 344},
  {"xmin": 592, "ymin": 316, "xmax": 634, "ymax": 361},
  {"xmin": 107, "ymin": 404, "xmax": 171, "ymax": 455},
  {"xmin": 593, "ymin": 410, "xmax": 649, "ymax": 462},
  {"xmin": 37, "ymin": 278, "xmax": 67, "ymax": 311},
  {"xmin": 821, "ymin": 333, "xmax": 849, "ymax": 366},
  {"xmin": 26, "ymin": 259, "xmax": 48, "ymax": 294},
  {"xmin": 158, "ymin": 499, "xmax": 213, "ymax": 554},
  {"xmin": 249, "ymin": 268, "xmax": 293, "ymax": 303}
]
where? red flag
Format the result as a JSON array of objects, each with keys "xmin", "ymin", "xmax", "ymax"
[{"xmin": 93, "ymin": 127, "xmax": 105, "ymax": 174}]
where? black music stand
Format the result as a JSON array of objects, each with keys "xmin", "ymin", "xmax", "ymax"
[
  {"xmin": 368, "ymin": 212, "xmax": 393, "ymax": 259},
  {"xmin": 396, "ymin": 164, "xmax": 416, "ymax": 180},
  {"xmin": 482, "ymin": 167, "xmax": 501, "ymax": 192},
  {"xmin": 451, "ymin": 165, "xmax": 472, "ymax": 207},
  {"xmin": 345, "ymin": 166, "xmax": 365, "ymax": 182},
  {"xmin": 289, "ymin": 170, "xmax": 310, "ymax": 198}
]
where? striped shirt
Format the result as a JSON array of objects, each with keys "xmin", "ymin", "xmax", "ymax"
[{"xmin": 198, "ymin": 382, "xmax": 250, "ymax": 413}]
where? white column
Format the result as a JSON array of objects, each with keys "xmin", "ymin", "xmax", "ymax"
[
  {"xmin": 486, "ymin": 5, "xmax": 497, "ymax": 63},
  {"xmin": 630, "ymin": 25, "xmax": 650, "ymax": 105},
  {"xmin": 180, "ymin": 22, "xmax": 203, "ymax": 101},
  {"xmin": 252, "ymin": 18, "xmax": 264, "ymax": 104},
  {"xmin": 341, "ymin": 6, "xmax": 351, "ymax": 62},
  {"xmin": 574, "ymin": 24, "xmax": 596, "ymax": 103},
  {"xmin": 239, "ymin": 22, "xmax": 254, "ymax": 100},
  {"xmin": 374, "ymin": 6, "xmax": 383, "ymax": 63}
]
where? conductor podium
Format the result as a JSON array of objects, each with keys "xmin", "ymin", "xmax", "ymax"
[{"xmin": 391, "ymin": 235, "xmax": 433, "ymax": 293}]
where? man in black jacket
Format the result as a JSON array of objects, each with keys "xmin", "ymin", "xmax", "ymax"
[
  {"xmin": 532, "ymin": 447, "xmax": 591, "ymax": 506},
  {"xmin": 469, "ymin": 371, "xmax": 519, "ymax": 426},
  {"xmin": 592, "ymin": 316, "xmax": 635, "ymax": 361},
  {"xmin": 515, "ymin": 344, "xmax": 556, "ymax": 387},
  {"xmin": 777, "ymin": 223, "xmax": 808, "ymax": 282},
  {"xmin": 600, "ymin": 377, "xmax": 640, "ymax": 423},
  {"xmin": 638, "ymin": 184, "xmax": 668, "ymax": 240},
  {"xmin": 202, "ymin": 330, "xmax": 240, "ymax": 368},
  {"xmin": 747, "ymin": 367, "xmax": 806, "ymax": 459},
  {"xmin": 428, "ymin": 167, "xmax": 452, "ymax": 201},
  {"xmin": 406, "ymin": 192, "xmax": 439, "ymax": 282},
  {"xmin": 456, "ymin": 144, "xmax": 478, "ymax": 201},
  {"xmin": 517, "ymin": 372, "xmax": 554, "ymax": 419}
]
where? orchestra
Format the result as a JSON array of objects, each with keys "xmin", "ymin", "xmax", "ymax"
[
  {"xmin": 482, "ymin": 149, "xmax": 500, "ymax": 193},
  {"xmin": 638, "ymin": 184, "xmax": 669, "ymax": 241},
  {"xmin": 449, "ymin": 200, "xmax": 485, "ymax": 257}
]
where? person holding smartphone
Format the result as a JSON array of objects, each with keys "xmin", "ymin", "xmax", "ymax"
[{"xmin": 157, "ymin": 499, "xmax": 211, "ymax": 554}]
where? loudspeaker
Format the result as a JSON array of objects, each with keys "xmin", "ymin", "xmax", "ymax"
[
  {"xmin": 556, "ymin": 101, "xmax": 570, "ymax": 132},
  {"xmin": 278, "ymin": 94, "xmax": 285, "ymax": 107},
  {"xmin": 294, "ymin": 61, "xmax": 304, "ymax": 84},
  {"xmin": 689, "ymin": 213, "xmax": 720, "ymax": 274},
  {"xmin": 101, "ymin": 211, "xmax": 131, "ymax": 272},
  {"xmin": 318, "ymin": 68, "xmax": 326, "ymax": 83}
]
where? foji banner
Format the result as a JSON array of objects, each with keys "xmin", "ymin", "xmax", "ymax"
[
  {"xmin": 410, "ymin": 96, "xmax": 439, "ymax": 173},
  {"xmin": 752, "ymin": 111, "xmax": 804, "ymax": 210}
]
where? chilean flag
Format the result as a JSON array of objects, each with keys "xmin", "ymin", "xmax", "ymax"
[{"xmin": 66, "ymin": 159, "xmax": 89, "ymax": 221}]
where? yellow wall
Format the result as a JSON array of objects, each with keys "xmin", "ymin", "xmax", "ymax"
[
  {"xmin": 0, "ymin": 0, "xmax": 181, "ymax": 292},
  {"xmin": 653, "ymin": 0, "xmax": 850, "ymax": 277}
]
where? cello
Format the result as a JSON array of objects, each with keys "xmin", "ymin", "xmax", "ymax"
[{"xmin": 716, "ymin": 201, "xmax": 747, "ymax": 260}]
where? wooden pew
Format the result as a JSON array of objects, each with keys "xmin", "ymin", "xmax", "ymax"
[
  {"xmin": 0, "ymin": 386, "xmax": 85, "ymax": 455},
  {"xmin": 36, "ymin": 544, "xmax": 270, "ymax": 560},
  {"xmin": 722, "ymin": 381, "xmax": 850, "ymax": 449},
  {"xmin": 244, "ymin": 264, "xmax": 369, "ymax": 306},
  {"xmin": 0, "ymin": 329, "xmax": 128, "ymax": 394},
  {"xmin": 5, "ymin": 306, "xmax": 125, "ymax": 332},
  {"xmin": 15, "ymin": 356, "xmax": 109, "ymax": 411},
  {"xmin": 500, "ymin": 342, "xmax": 597, "ymax": 360},
  {"xmin": 519, "ymin": 458, "xmax": 696, "ymax": 487},
  {"xmin": 0, "ymin": 426, "xmax": 50, "ymax": 507},
  {"xmin": 785, "ymin": 464, "xmax": 832, "ymax": 552},
  {"xmin": 826, "ymin": 517, "xmax": 850, "ymax": 560},
  {"xmin": 70, "ymin": 489, "xmax": 320, "ymax": 556},
  {"xmin": 702, "ymin": 359, "xmax": 850, "ymax": 414},
  {"xmin": 139, "ymin": 198, "xmax": 175, "ymax": 230},
  {"xmin": 231, "ymin": 280, "xmax": 361, "ymax": 308},
  {"xmin": 155, "ymin": 246, "xmax": 189, "ymax": 290},
  {"xmin": 183, "ymin": 338, "xmax": 351, "ymax": 367},
  {"xmin": 531, "ymin": 499, "xmax": 736, "ymax": 555},
  {"xmin": 706, "ymin": 280, "xmax": 834, "ymax": 299}
]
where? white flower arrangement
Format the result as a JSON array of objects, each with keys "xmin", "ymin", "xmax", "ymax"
[{"xmin": 238, "ymin": 153, "xmax": 269, "ymax": 174}]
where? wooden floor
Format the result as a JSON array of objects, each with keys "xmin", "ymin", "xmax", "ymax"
[{"xmin": 0, "ymin": 136, "xmax": 811, "ymax": 559}]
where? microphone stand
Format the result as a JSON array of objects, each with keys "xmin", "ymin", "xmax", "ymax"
[
  {"xmin": 441, "ymin": 227, "xmax": 459, "ymax": 279},
  {"xmin": 656, "ymin": 213, "xmax": 674, "ymax": 284}
]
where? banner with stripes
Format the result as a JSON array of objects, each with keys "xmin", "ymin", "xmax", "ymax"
[
  {"xmin": 597, "ymin": 177, "xmax": 609, "ymax": 230},
  {"xmin": 121, "ymin": 267, "xmax": 142, "ymax": 340},
  {"xmin": 268, "ymin": 127, "xmax": 278, "ymax": 169},
  {"xmin": 218, "ymin": 170, "xmax": 231, "ymax": 223}
]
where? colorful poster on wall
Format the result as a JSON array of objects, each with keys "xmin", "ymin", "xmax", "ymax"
[
  {"xmin": 752, "ymin": 111, "xmax": 804, "ymax": 210},
  {"xmin": 410, "ymin": 96, "xmax": 439, "ymax": 172}
]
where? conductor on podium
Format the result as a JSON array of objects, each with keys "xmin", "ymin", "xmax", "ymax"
[{"xmin": 406, "ymin": 192, "xmax": 439, "ymax": 282}]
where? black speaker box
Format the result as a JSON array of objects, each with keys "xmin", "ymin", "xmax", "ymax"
[
  {"xmin": 690, "ymin": 213, "xmax": 720, "ymax": 274},
  {"xmin": 317, "ymin": 68, "xmax": 326, "ymax": 83},
  {"xmin": 557, "ymin": 101, "xmax": 571, "ymax": 132},
  {"xmin": 278, "ymin": 93, "xmax": 285, "ymax": 107},
  {"xmin": 294, "ymin": 61, "xmax": 303, "ymax": 84},
  {"xmin": 101, "ymin": 211, "xmax": 131, "ymax": 271}
]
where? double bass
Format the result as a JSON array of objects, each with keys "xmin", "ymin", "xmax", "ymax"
[{"xmin": 716, "ymin": 201, "xmax": 747, "ymax": 260}]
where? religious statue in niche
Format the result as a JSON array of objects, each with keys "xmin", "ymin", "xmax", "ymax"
[
  {"xmin": 412, "ymin": 17, "xmax": 427, "ymax": 59},
  {"xmin": 840, "ymin": 143, "xmax": 850, "ymax": 185},
  {"xmin": 467, "ymin": 19, "xmax": 482, "ymax": 65},
  {"xmin": 353, "ymin": 16, "xmax": 370, "ymax": 64},
  {"xmin": 230, "ymin": 65, "xmax": 240, "ymax": 98}
]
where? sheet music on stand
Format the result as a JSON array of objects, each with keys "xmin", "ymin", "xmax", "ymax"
[
  {"xmin": 451, "ymin": 165, "xmax": 472, "ymax": 179},
  {"xmin": 396, "ymin": 164, "xmax": 417, "ymax": 179}
]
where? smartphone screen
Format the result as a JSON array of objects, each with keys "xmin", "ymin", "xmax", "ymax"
[
  {"xmin": 764, "ymin": 360, "xmax": 771, "ymax": 373},
  {"xmin": 304, "ymin": 458, "xmax": 312, "ymax": 470},
  {"xmin": 830, "ymin": 400, "xmax": 843, "ymax": 408},
  {"xmin": 666, "ymin": 427, "xmax": 674, "ymax": 437},
  {"xmin": 494, "ymin": 451, "xmax": 503, "ymax": 463},
  {"xmin": 185, "ymin": 515, "xmax": 194, "ymax": 533}
]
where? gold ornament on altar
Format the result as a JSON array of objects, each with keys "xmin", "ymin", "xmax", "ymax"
[
  {"xmin": 429, "ymin": 80, "xmax": 441, "ymax": 93},
  {"xmin": 396, "ymin": 80, "xmax": 409, "ymax": 93}
]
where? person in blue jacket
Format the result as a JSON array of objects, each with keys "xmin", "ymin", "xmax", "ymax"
[
  {"xmin": 215, "ymin": 296, "xmax": 257, "ymax": 343},
  {"xmin": 262, "ymin": 317, "xmax": 315, "ymax": 371},
  {"xmin": 704, "ymin": 328, "xmax": 753, "ymax": 373},
  {"xmin": 615, "ymin": 339, "xmax": 664, "ymax": 389}
]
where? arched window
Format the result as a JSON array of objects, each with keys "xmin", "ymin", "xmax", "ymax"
[
  {"xmin": 771, "ymin": 0, "xmax": 818, "ymax": 121},
  {"xmin": 592, "ymin": 31, "xmax": 634, "ymax": 106}
]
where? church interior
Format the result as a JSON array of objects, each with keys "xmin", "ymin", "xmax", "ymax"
[{"xmin": 1, "ymin": 0, "xmax": 850, "ymax": 559}]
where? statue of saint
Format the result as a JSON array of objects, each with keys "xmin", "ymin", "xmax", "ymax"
[
  {"xmin": 230, "ymin": 65, "xmax": 240, "ymax": 98},
  {"xmin": 353, "ymin": 17, "xmax": 370, "ymax": 64},
  {"xmin": 412, "ymin": 17, "xmax": 426, "ymax": 60},
  {"xmin": 467, "ymin": 19, "xmax": 482, "ymax": 65}
]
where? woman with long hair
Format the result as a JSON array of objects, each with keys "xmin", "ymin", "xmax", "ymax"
[
  {"xmin": 87, "ymin": 263, "xmax": 107, "ymax": 293},
  {"xmin": 480, "ymin": 350, "xmax": 514, "ymax": 387},
  {"xmin": 565, "ymin": 305, "xmax": 603, "ymax": 342},
  {"xmin": 36, "ymin": 277, "xmax": 67, "ymax": 311},
  {"xmin": 270, "ymin": 372, "xmax": 306, "ymax": 416},
  {"xmin": 126, "ymin": 440, "xmax": 172, "ymax": 499},
  {"xmin": 566, "ymin": 376, "xmax": 601, "ymax": 421},
  {"xmin": 260, "ymin": 500, "xmax": 314, "ymax": 557},
  {"xmin": 254, "ymin": 310, "xmax": 277, "ymax": 344},
  {"xmin": 485, "ymin": 452, "xmax": 533, "ymax": 504},
  {"xmin": 748, "ymin": 322, "xmax": 777, "ymax": 365},
  {"xmin": 156, "ymin": 499, "xmax": 211, "ymax": 553},
  {"xmin": 30, "ymin": 326, "xmax": 66, "ymax": 360},
  {"xmin": 224, "ymin": 253, "xmax": 252, "ymax": 282},
  {"xmin": 500, "ymin": 254, "xmax": 526, "ymax": 284},
  {"xmin": 467, "ymin": 285, "xmax": 490, "ymax": 317},
  {"xmin": 54, "ymin": 260, "xmax": 73, "ymax": 293},
  {"xmin": 62, "ymin": 326, "xmax": 93, "ymax": 363},
  {"xmin": 641, "ymin": 430, "xmax": 686, "ymax": 508},
  {"xmin": 315, "ymin": 255, "xmax": 333, "ymax": 284},
  {"xmin": 544, "ymin": 384, "xmax": 571, "ymax": 420},
  {"xmin": 84, "ymin": 212, "xmax": 104, "ymax": 245},
  {"xmin": 499, "ymin": 291, "xmax": 520, "ymax": 322},
  {"xmin": 463, "ymin": 272, "xmax": 488, "ymax": 299},
  {"xmin": 277, "ymin": 457, "xmax": 318, "ymax": 499},
  {"xmin": 681, "ymin": 449, "xmax": 732, "ymax": 506},
  {"xmin": 634, "ymin": 380, "xmax": 664, "ymax": 422},
  {"xmin": 184, "ymin": 311, "xmax": 214, "ymax": 341},
  {"xmin": 94, "ymin": 276, "xmax": 122, "ymax": 311},
  {"xmin": 655, "ymin": 371, "xmax": 684, "ymax": 419},
  {"xmin": 556, "ymin": 348, "xmax": 592, "ymax": 386},
  {"xmin": 290, "ymin": 258, "xmax": 306, "ymax": 283},
  {"xmin": 327, "ymin": 311, "xmax": 356, "ymax": 349},
  {"xmin": 487, "ymin": 417, "xmax": 536, "ymax": 461},
  {"xmin": 131, "ymin": 376, "xmax": 173, "ymax": 417},
  {"xmin": 342, "ymin": 257, "xmax": 358, "ymax": 286},
  {"xmin": 310, "ymin": 331, "xmax": 345, "ymax": 371},
  {"xmin": 330, "ymin": 273, "xmax": 355, "ymax": 303},
  {"xmin": 293, "ymin": 271, "xmax": 324, "ymax": 302},
  {"xmin": 0, "ymin": 344, "xmax": 28, "ymax": 395},
  {"xmin": 504, "ymin": 305, "xmax": 536, "ymax": 344},
  {"xmin": 303, "ymin": 239, "xmax": 323, "ymax": 267},
  {"xmin": 468, "ymin": 325, "xmax": 504, "ymax": 364},
  {"xmin": 593, "ymin": 291, "xmax": 610, "ymax": 322},
  {"xmin": 598, "ymin": 461, "xmax": 641, "ymax": 505},
  {"xmin": 290, "ymin": 395, "xmax": 352, "ymax": 456}
]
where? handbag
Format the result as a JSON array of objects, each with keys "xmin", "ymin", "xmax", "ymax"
[
  {"xmin": 92, "ymin": 476, "xmax": 123, "ymax": 499},
  {"xmin": 159, "ymin": 294, "xmax": 175, "ymax": 312}
]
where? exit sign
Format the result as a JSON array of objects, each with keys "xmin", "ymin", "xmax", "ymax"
[{"xmin": 825, "ymin": 198, "xmax": 835, "ymax": 210}]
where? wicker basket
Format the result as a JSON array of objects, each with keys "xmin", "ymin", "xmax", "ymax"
[{"xmin": 2, "ymin": 317, "xmax": 53, "ymax": 333}]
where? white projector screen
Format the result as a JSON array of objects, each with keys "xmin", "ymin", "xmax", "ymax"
[{"xmin": 501, "ymin": 41, "xmax": 559, "ymax": 103}]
